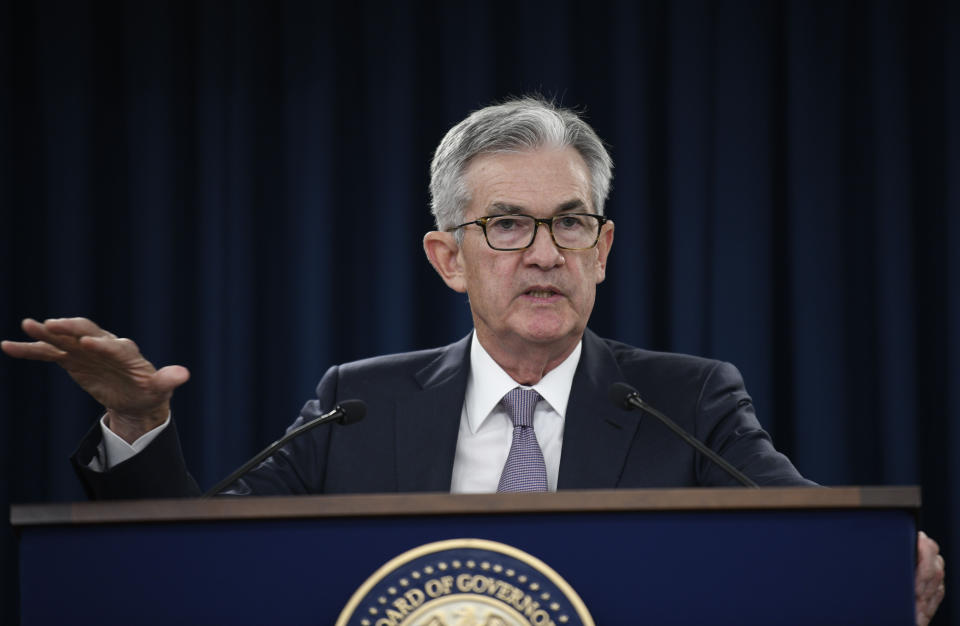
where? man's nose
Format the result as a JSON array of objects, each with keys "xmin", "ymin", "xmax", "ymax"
[{"xmin": 523, "ymin": 222, "xmax": 565, "ymax": 268}]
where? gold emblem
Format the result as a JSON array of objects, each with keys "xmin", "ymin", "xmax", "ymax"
[{"xmin": 337, "ymin": 539, "xmax": 594, "ymax": 626}]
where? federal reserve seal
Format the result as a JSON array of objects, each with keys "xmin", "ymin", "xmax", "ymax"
[{"xmin": 336, "ymin": 538, "xmax": 594, "ymax": 626}]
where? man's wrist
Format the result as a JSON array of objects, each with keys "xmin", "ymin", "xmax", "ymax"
[
  {"xmin": 98, "ymin": 412, "xmax": 171, "ymax": 469},
  {"xmin": 104, "ymin": 408, "xmax": 169, "ymax": 444}
]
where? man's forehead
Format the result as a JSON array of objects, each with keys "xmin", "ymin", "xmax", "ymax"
[
  {"xmin": 463, "ymin": 147, "xmax": 592, "ymax": 215},
  {"xmin": 483, "ymin": 199, "xmax": 588, "ymax": 216}
]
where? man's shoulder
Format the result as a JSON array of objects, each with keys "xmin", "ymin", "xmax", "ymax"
[
  {"xmin": 590, "ymin": 332, "xmax": 725, "ymax": 374},
  {"xmin": 334, "ymin": 333, "xmax": 471, "ymax": 382},
  {"xmin": 583, "ymin": 331, "xmax": 741, "ymax": 399},
  {"xmin": 342, "ymin": 344, "xmax": 451, "ymax": 371}
]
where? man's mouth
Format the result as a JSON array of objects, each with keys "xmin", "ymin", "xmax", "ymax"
[{"xmin": 524, "ymin": 288, "xmax": 561, "ymax": 299}]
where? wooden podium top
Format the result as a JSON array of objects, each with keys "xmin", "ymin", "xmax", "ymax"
[{"xmin": 10, "ymin": 486, "xmax": 919, "ymax": 527}]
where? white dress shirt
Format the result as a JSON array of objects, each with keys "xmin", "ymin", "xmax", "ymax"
[
  {"xmin": 95, "ymin": 413, "xmax": 169, "ymax": 470},
  {"xmin": 449, "ymin": 333, "xmax": 581, "ymax": 493}
]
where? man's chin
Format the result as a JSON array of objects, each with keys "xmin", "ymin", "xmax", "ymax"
[{"xmin": 513, "ymin": 320, "xmax": 582, "ymax": 347}]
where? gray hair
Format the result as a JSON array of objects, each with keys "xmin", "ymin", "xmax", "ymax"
[{"xmin": 429, "ymin": 97, "xmax": 613, "ymax": 233}]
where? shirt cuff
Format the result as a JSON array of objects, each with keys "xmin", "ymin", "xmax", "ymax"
[{"xmin": 99, "ymin": 413, "xmax": 172, "ymax": 469}]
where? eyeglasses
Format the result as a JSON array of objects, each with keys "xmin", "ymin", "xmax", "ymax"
[{"xmin": 447, "ymin": 213, "xmax": 608, "ymax": 251}]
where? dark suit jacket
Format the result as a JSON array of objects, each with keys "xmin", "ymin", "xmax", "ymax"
[{"xmin": 72, "ymin": 329, "xmax": 813, "ymax": 499}]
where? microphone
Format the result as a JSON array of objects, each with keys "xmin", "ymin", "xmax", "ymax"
[
  {"xmin": 608, "ymin": 382, "xmax": 758, "ymax": 488},
  {"xmin": 202, "ymin": 399, "xmax": 367, "ymax": 498}
]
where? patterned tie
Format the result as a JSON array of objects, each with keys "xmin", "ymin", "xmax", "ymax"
[{"xmin": 497, "ymin": 387, "xmax": 548, "ymax": 492}]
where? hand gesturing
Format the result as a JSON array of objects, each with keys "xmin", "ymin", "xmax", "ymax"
[{"xmin": 2, "ymin": 317, "xmax": 190, "ymax": 442}]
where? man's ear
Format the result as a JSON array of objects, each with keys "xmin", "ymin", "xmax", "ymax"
[
  {"xmin": 594, "ymin": 219, "xmax": 614, "ymax": 283},
  {"xmin": 423, "ymin": 231, "xmax": 468, "ymax": 293}
]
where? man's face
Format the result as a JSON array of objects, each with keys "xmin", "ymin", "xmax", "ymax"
[{"xmin": 454, "ymin": 147, "xmax": 613, "ymax": 355}]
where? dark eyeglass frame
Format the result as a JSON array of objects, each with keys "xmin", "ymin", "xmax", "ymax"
[{"xmin": 447, "ymin": 213, "xmax": 609, "ymax": 251}]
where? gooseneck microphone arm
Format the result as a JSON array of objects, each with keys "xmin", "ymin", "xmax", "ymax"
[
  {"xmin": 202, "ymin": 399, "xmax": 367, "ymax": 498},
  {"xmin": 608, "ymin": 383, "xmax": 758, "ymax": 488}
]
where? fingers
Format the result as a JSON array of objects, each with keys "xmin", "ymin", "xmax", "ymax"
[
  {"xmin": 916, "ymin": 532, "xmax": 945, "ymax": 581},
  {"xmin": 76, "ymin": 335, "xmax": 142, "ymax": 362},
  {"xmin": 21, "ymin": 317, "xmax": 113, "ymax": 349},
  {"xmin": 915, "ymin": 531, "xmax": 946, "ymax": 625},
  {"xmin": 43, "ymin": 317, "xmax": 113, "ymax": 337},
  {"xmin": 917, "ymin": 583, "xmax": 945, "ymax": 626},
  {"xmin": 918, "ymin": 531, "xmax": 941, "ymax": 558},
  {"xmin": 1, "ymin": 339, "xmax": 68, "ymax": 362},
  {"xmin": 6, "ymin": 318, "xmax": 141, "ymax": 381},
  {"xmin": 14, "ymin": 318, "xmax": 140, "ymax": 367},
  {"xmin": 20, "ymin": 318, "xmax": 88, "ymax": 353}
]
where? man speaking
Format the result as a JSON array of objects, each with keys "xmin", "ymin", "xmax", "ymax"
[{"xmin": 1, "ymin": 97, "xmax": 945, "ymax": 624}]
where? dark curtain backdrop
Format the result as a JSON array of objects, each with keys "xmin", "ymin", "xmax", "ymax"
[{"xmin": 2, "ymin": 0, "xmax": 957, "ymax": 622}]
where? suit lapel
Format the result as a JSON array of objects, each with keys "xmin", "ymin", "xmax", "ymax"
[
  {"xmin": 392, "ymin": 330, "xmax": 643, "ymax": 491},
  {"xmin": 394, "ymin": 334, "xmax": 471, "ymax": 492},
  {"xmin": 557, "ymin": 329, "xmax": 643, "ymax": 489}
]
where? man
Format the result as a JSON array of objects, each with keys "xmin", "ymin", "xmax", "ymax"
[{"xmin": 1, "ymin": 97, "xmax": 945, "ymax": 623}]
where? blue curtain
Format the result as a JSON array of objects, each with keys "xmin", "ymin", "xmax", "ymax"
[{"xmin": 2, "ymin": 1, "xmax": 957, "ymax": 622}]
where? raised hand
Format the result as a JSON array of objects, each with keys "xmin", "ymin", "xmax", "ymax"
[{"xmin": 2, "ymin": 317, "xmax": 190, "ymax": 442}]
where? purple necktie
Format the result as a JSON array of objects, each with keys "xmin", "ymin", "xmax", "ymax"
[{"xmin": 497, "ymin": 387, "xmax": 548, "ymax": 492}]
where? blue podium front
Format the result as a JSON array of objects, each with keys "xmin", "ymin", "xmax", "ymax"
[{"xmin": 13, "ymin": 487, "xmax": 918, "ymax": 625}]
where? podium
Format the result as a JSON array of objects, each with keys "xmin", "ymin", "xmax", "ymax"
[{"xmin": 12, "ymin": 487, "xmax": 918, "ymax": 625}]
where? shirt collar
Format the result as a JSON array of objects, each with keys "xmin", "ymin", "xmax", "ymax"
[{"xmin": 464, "ymin": 331, "xmax": 583, "ymax": 434}]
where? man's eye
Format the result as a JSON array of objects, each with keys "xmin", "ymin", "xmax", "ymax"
[
  {"xmin": 556, "ymin": 216, "xmax": 585, "ymax": 229},
  {"xmin": 491, "ymin": 218, "xmax": 520, "ymax": 230}
]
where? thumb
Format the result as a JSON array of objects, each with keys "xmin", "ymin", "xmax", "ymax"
[{"xmin": 154, "ymin": 365, "xmax": 191, "ymax": 392}]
